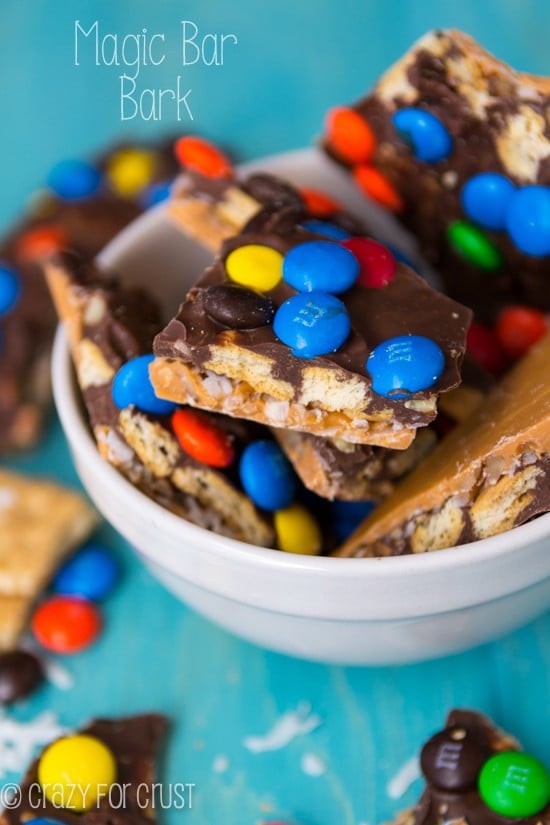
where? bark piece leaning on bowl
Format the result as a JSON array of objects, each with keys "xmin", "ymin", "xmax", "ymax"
[
  {"xmin": 44, "ymin": 252, "xmax": 274, "ymax": 547},
  {"xmin": 387, "ymin": 708, "xmax": 550, "ymax": 825},
  {"xmin": 0, "ymin": 136, "xmax": 180, "ymax": 454},
  {"xmin": 152, "ymin": 206, "xmax": 472, "ymax": 448},
  {"xmin": 0, "ymin": 469, "xmax": 97, "ymax": 649},
  {"xmin": 336, "ymin": 332, "xmax": 550, "ymax": 556},
  {"xmin": 0, "ymin": 713, "xmax": 168, "ymax": 824},
  {"xmin": 321, "ymin": 29, "xmax": 550, "ymax": 322}
]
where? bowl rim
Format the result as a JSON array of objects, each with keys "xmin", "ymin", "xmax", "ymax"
[{"xmin": 53, "ymin": 322, "xmax": 550, "ymax": 583}]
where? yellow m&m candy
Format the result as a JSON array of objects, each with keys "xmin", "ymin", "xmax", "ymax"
[
  {"xmin": 274, "ymin": 503, "xmax": 322, "ymax": 555},
  {"xmin": 225, "ymin": 244, "xmax": 283, "ymax": 292},
  {"xmin": 106, "ymin": 148, "xmax": 156, "ymax": 197},
  {"xmin": 38, "ymin": 734, "xmax": 117, "ymax": 812}
]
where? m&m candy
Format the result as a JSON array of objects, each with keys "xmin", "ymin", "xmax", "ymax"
[
  {"xmin": 172, "ymin": 408, "xmax": 235, "ymax": 468},
  {"xmin": 301, "ymin": 220, "xmax": 352, "ymax": 241},
  {"xmin": 353, "ymin": 165, "xmax": 404, "ymax": 212},
  {"xmin": 461, "ymin": 173, "xmax": 516, "ymax": 231},
  {"xmin": 112, "ymin": 354, "xmax": 177, "ymax": 415},
  {"xmin": 341, "ymin": 238, "xmax": 396, "ymax": 287},
  {"xmin": 273, "ymin": 291, "xmax": 351, "ymax": 359},
  {"xmin": 447, "ymin": 220, "xmax": 502, "ymax": 270},
  {"xmin": 392, "ymin": 108, "xmax": 452, "ymax": 163},
  {"xmin": 466, "ymin": 322, "xmax": 507, "ymax": 375},
  {"xmin": 106, "ymin": 148, "xmax": 156, "ymax": 197},
  {"xmin": 239, "ymin": 440, "xmax": 296, "ymax": 511},
  {"xmin": 325, "ymin": 107, "xmax": 376, "ymax": 164},
  {"xmin": 367, "ymin": 334, "xmax": 445, "ymax": 398},
  {"xmin": 38, "ymin": 734, "xmax": 116, "ymax": 811},
  {"xmin": 27, "ymin": 819, "xmax": 65, "ymax": 824},
  {"xmin": 283, "ymin": 241, "xmax": 359, "ymax": 294},
  {"xmin": 0, "ymin": 650, "xmax": 44, "ymax": 704},
  {"xmin": 53, "ymin": 545, "xmax": 119, "ymax": 601},
  {"xmin": 225, "ymin": 244, "xmax": 283, "ymax": 292},
  {"xmin": 15, "ymin": 225, "xmax": 68, "ymax": 260},
  {"xmin": 140, "ymin": 180, "xmax": 172, "ymax": 209},
  {"xmin": 174, "ymin": 136, "xmax": 232, "ymax": 179},
  {"xmin": 505, "ymin": 185, "xmax": 550, "ymax": 256},
  {"xmin": 203, "ymin": 284, "xmax": 275, "ymax": 329},
  {"xmin": 274, "ymin": 503, "xmax": 322, "ymax": 554},
  {"xmin": 32, "ymin": 596, "xmax": 101, "ymax": 654},
  {"xmin": 478, "ymin": 751, "xmax": 550, "ymax": 817},
  {"xmin": 331, "ymin": 500, "xmax": 376, "ymax": 543},
  {"xmin": 0, "ymin": 264, "xmax": 21, "ymax": 316},
  {"xmin": 495, "ymin": 305, "xmax": 548, "ymax": 359},
  {"xmin": 47, "ymin": 159, "xmax": 101, "ymax": 201},
  {"xmin": 300, "ymin": 187, "xmax": 342, "ymax": 217}
]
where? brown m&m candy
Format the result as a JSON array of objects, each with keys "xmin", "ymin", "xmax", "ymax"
[
  {"xmin": 203, "ymin": 284, "xmax": 275, "ymax": 329},
  {"xmin": 0, "ymin": 649, "xmax": 44, "ymax": 703},
  {"xmin": 420, "ymin": 725, "xmax": 491, "ymax": 791}
]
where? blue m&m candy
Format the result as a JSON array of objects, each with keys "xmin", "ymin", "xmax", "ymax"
[
  {"xmin": 53, "ymin": 544, "xmax": 119, "ymax": 601},
  {"xmin": 27, "ymin": 819, "xmax": 65, "ymax": 824},
  {"xmin": 239, "ymin": 440, "xmax": 296, "ymax": 511},
  {"xmin": 0, "ymin": 264, "xmax": 21, "ymax": 316},
  {"xmin": 461, "ymin": 173, "xmax": 516, "ymax": 231},
  {"xmin": 274, "ymin": 291, "xmax": 351, "ymax": 358},
  {"xmin": 47, "ymin": 159, "xmax": 101, "ymax": 200},
  {"xmin": 301, "ymin": 220, "xmax": 352, "ymax": 241},
  {"xmin": 331, "ymin": 500, "xmax": 376, "ymax": 542},
  {"xmin": 505, "ymin": 185, "xmax": 550, "ymax": 256},
  {"xmin": 140, "ymin": 180, "xmax": 172, "ymax": 209},
  {"xmin": 283, "ymin": 241, "xmax": 359, "ymax": 294},
  {"xmin": 112, "ymin": 354, "xmax": 177, "ymax": 415},
  {"xmin": 392, "ymin": 108, "xmax": 452, "ymax": 163},
  {"xmin": 367, "ymin": 335, "xmax": 445, "ymax": 398}
]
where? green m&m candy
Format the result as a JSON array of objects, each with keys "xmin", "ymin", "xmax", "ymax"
[
  {"xmin": 447, "ymin": 220, "xmax": 502, "ymax": 270},
  {"xmin": 478, "ymin": 751, "xmax": 550, "ymax": 818}
]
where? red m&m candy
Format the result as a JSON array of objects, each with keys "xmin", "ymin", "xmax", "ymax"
[
  {"xmin": 174, "ymin": 136, "xmax": 232, "ymax": 179},
  {"xmin": 495, "ymin": 306, "xmax": 548, "ymax": 359},
  {"xmin": 466, "ymin": 322, "xmax": 507, "ymax": 375},
  {"xmin": 16, "ymin": 225, "xmax": 68, "ymax": 260},
  {"xmin": 172, "ymin": 408, "xmax": 235, "ymax": 468},
  {"xmin": 353, "ymin": 165, "xmax": 404, "ymax": 212},
  {"xmin": 32, "ymin": 596, "xmax": 101, "ymax": 654},
  {"xmin": 342, "ymin": 237, "xmax": 396, "ymax": 287},
  {"xmin": 326, "ymin": 107, "xmax": 376, "ymax": 164},
  {"xmin": 300, "ymin": 187, "xmax": 342, "ymax": 217}
]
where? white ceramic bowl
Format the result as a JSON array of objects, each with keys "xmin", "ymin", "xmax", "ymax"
[{"xmin": 52, "ymin": 149, "xmax": 550, "ymax": 665}]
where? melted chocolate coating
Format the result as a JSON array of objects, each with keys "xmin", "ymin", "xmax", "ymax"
[
  {"xmin": 326, "ymin": 32, "xmax": 550, "ymax": 321},
  {"xmin": 154, "ymin": 217, "xmax": 472, "ymax": 429},
  {"xmin": 411, "ymin": 709, "xmax": 550, "ymax": 825},
  {"xmin": 2, "ymin": 714, "xmax": 168, "ymax": 824}
]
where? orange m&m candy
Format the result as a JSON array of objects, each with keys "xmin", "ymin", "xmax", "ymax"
[
  {"xmin": 16, "ymin": 225, "xmax": 68, "ymax": 260},
  {"xmin": 174, "ymin": 136, "xmax": 232, "ymax": 179},
  {"xmin": 495, "ymin": 306, "xmax": 548, "ymax": 359},
  {"xmin": 326, "ymin": 106, "xmax": 376, "ymax": 164},
  {"xmin": 300, "ymin": 187, "xmax": 342, "ymax": 217},
  {"xmin": 353, "ymin": 165, "xmax": 404, "ymax": 212},
  {"xmin": 172, "ymin": 408, "xmax": 235, "ymax": 468},
  {"xmin": 32, "ymin": 596, "xmax": 101, "ymax": 654}
]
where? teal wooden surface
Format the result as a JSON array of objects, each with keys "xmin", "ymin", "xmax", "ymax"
[{"xmin": 2, "ymin": 2, "xmax": 550, "ymax": 823}]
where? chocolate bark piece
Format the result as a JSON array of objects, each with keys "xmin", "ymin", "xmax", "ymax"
[
  {"xmin": 336, "ymin": 332, "xmax": 550, "ymax": 556},
  {"xmin": 152, "ymin": 207, "xmax": 471, "ymax": 448},
  {"xmin": 0, "ymin": 713, "xmax": 168, "ymax": 824},
  {"xmin": 0, "ymin": 469, "xmax": 97, "ymax": 649},
  {"xmin": 388, "ymin": 709, "xmax": 550, "ymax": 825},
  {"xmin": 322, "ymin": 29, "xmax": 550, "ymax": 321},
  {"xmin": 44, "ymin": 251, "xmax": 274, "ymax": 547},
  {"xmin": 0, "ymin": 137, "xmax": 180, "ymax": 453}
]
